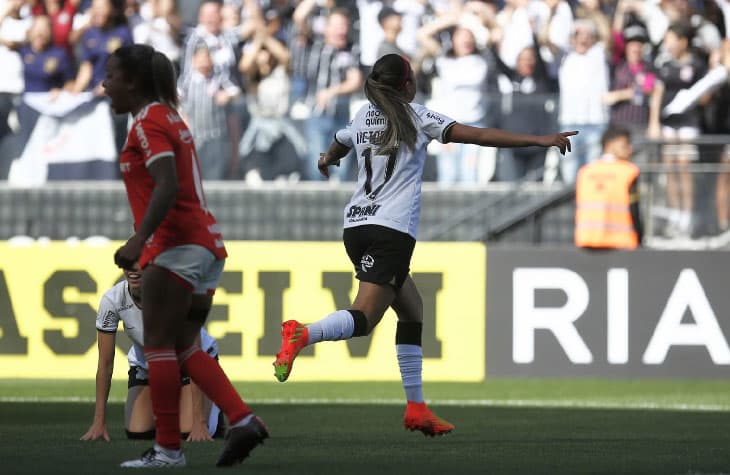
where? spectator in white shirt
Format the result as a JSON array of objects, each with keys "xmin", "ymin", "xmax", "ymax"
[
  {"xmin": 558, "ymin": 19, "xmax": 609, "ymax": 184},
  {"xmin": 417, "ymin": 12, "xmax": 490, "ymax": 184}
]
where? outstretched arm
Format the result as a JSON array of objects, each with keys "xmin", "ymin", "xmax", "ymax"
[
  {"xmin": 447, "ymin": 123, "xmax": 577, "ymax": 155},
  {"xmin": 80, "ymin": 331, "xmax": 115, "ymax": 442}
]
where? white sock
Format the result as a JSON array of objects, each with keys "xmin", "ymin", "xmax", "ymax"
[
  {"xmin": 679, "ymin": 211, "xmax": 692, "ymax": 231},
  {"xmin": 396, "ymin": 344, "xmax": 424, "ymax": 403},
  {"xmin": 669, "ymin": 209, "xmax": 682, "ymax": 225},
  {"xmin": 307, "ymin": 310, "xmax": 355, "ymax": 345},
  {"xmin": 231, "ymin": 413, "xmax": 254, "ymax": 429},
  {"xmin": 154, "ymin": 444, "xmax": 182, "ymax": 457},
  {"xmin": 207, "ymin": 404, "xmax": 221, "ymax": 437}
]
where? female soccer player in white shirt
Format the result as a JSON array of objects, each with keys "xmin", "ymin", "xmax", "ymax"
[
  {"xmin": 80, "ymin": 265, "xmax": 222, "ymax": 443},
  {"xmin": 273, "ymin": 53, "xmax": 577, "ymax": 436}
]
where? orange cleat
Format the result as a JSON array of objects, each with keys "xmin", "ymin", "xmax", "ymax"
[
  {"xmin": 273, "ymin": 320, "xmax": 309, "ymax": 382},
  {"xmin": 403, "ymin": 401, "xmax": 455, "ymax": 437}
]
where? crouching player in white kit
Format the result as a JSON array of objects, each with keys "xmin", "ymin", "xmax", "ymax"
[{"xmin": 80, "ymin": 265, "xmax": 222, "ymax": 442}]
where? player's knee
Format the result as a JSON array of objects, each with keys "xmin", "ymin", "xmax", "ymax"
[
  {"xmin": 347, "ymin": 309, "xmax": 372, "ymax": 336},
  {"xmin": 396, "ymin": 321, "xmax": 423, "ymax": 346},
  {"xmin": 189, "ymin": 294, "xmax": 212, "ymax": 325}
]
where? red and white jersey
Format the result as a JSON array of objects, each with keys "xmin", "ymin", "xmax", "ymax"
[{"xmin": 120, "ymin": 102, "xmax": 227, "ymax": 267}]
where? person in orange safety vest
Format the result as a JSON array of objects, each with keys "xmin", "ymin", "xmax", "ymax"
[{"xmin": 575, "ymin": 126, "xmax": 643, "ymax": 249}]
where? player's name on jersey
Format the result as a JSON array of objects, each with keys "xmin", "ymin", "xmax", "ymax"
[{"xmin": 356, "ymin": 130, "xmax": 385, "ymax": 144}]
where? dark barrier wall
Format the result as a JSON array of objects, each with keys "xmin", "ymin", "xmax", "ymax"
[
  {"xmin": 0, "ymin": 183, "xmax": 571, "ymax": 242},
  {"xmin": 486, "ymin": 248, "xmax": 730, "ymax": 378}
]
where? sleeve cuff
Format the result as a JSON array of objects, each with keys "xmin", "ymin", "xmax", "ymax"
[
  {"xmin": 334, "ymin": 134, "xmax": 352, "ymax": 149},
  {"xmin": 441, "ymin": 121, "xmax": 457, "ymax": 143},
  {"xmin": 145, "ymin": 151, "xmax": 174, "ymax": 167}
]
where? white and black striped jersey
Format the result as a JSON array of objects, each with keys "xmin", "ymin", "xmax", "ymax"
[
  {"xmin": 335, "ymin": 102, "xmax": 455, "ymax": 238},
  {"xmin": 95, "ymin": 281, "xmax": 218, "ymax": 369}
]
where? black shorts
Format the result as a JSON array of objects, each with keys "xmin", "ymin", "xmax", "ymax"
[
  {"xmin": 128, "ymin": 366, "xmax": 191, "ymax": 389},
  {"xmin": 343, "ymin": 224, "xmax": 415, "ymax": 290}
]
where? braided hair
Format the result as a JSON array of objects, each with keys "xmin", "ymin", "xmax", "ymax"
[{"xmin": 111, "ymin": 44, "xmax": 179, "ymax": 110}]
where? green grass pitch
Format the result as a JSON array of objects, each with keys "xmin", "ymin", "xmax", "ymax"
[{"xmin": 1, "ymin": 379, "xmax": 729, "ymax": 474}]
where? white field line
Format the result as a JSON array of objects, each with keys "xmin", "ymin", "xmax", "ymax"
[{"xmin": 1, "ymin": 396, "xmax": 729, "ymax": 412}]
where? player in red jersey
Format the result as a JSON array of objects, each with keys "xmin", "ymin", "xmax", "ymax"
[{"xmin": 103, "ymin": 44, "xmax": 267, "ymax": 468}]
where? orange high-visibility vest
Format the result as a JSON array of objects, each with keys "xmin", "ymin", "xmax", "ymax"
[{"xmin": 574, "ymin": 157, "xmax": 640, "ymax": 249}]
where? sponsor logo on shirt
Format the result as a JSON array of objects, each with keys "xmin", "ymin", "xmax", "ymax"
[
  {"xmin": 102, "ymin": 310, "xmax": 116, "ymax": 328},
  {"xmin": 120, "ymin": 162, "xmax": 131, "ymax": 173},
  {"xmin": 346, "ymin": 204, "xmax": 381, "ymax": 222},
  {"xmin": 43, "ymin": 57, "xmax": 58, "ymax": 74},
  {"xmin": 167, "ymin": 112, "xmax": 183, "ymax": 124},
  {"xmin": 360, "ymin": 254, "xmax": 374, "ymax": 272},
  {"xmin": 364, "ymin": 109, "xmax": 387, "ymax": 127},
  {"xmin": 426, "ymin": 112, "xmax": 444, "ymax": 125},
  {"xmin": 106, "ymin": 37, "xmax": 122, "ymax": 54},
  {"xmin": 179, "ymin": 129, "xmax": 193, "ymax": 143},
  {"xmin": 136, "ymin": 122, "xmax": 150, "ymax": 156}
]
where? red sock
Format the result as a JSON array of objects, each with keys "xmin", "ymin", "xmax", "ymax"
[
  {"xmin": 177, "ymin": 345, "xmax": 251, "ymax": 425},
  {"xmin": 144, "ymin": 347, "xmax": 182, "ymax": 450}
]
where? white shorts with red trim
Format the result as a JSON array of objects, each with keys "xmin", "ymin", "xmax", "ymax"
[{"xmin": 151, "ymin": 244, "xmax": 224, "ymax": 295}]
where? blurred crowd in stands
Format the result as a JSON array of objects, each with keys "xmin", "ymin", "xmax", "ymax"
[{"xmin": 0, "ymin": 0, "xmax": 728, "ymax": 191}]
